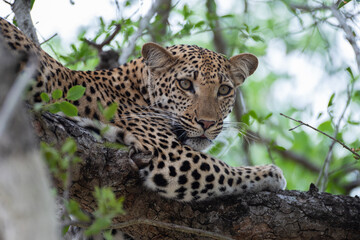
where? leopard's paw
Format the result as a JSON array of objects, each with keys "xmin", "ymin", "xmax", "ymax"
[{"xmin": 128, "ymin": 146, "xmax": 153, "ymax": 171}]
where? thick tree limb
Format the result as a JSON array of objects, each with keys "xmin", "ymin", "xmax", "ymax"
[
  {"xmin": 11, "ymin": 0, "xmax": 39, "ymax": 44},
  {"xmin": 31, "ymin": 111, "xmax": 360, "ymax": 239}
]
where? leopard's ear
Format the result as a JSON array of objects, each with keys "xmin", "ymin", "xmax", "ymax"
[
  {"xmin": 229, "ymin": 53, "xmax": 258, "ymax": 86},
  {"xmin": 142, "ymin": 43, "xmax": 176, "ymax": 71}
]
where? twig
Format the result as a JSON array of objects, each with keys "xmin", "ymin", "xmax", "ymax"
[
  {"xmin": 279, "ymin": 113, "xmax": 360, "ymax": 159},
  {"xmin": 114, "ymin": 219, "xmax": 234, "ymax": 240},
  {"xmin": 289, "ymin": 3, "xmax": 329, "ymax": 12},
  {"xmin": 82, "ymin": 24, "xmax": 122, "ymax": 51},
  {"xmin": 118, "ymin": 0, "xmax": 162, "ymax": 64},
  {"xmin": 40, "ymin": 33, "xmax": 57, "ymax": 45},
  {"xmin": 72, "ymin": 218, "xmax": 233, "ymax": 240},
  {"xmin": 317, "ymin": 81, "xmax": 354, "ymax": 190},
  {"xmin": 0, "ymin": 55, "xmax": 38, "ymax": 137},
  {"xmin": 289, "ymin": 124, "xmax": 304, "ymax": 131}
]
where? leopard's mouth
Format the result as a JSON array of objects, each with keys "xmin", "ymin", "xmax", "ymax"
[
  {"xmin": 171, "ymin": 123, "xmax": 212, "ymax": 150},
  {"xmin": 184, "ymin": 137, "xmax": 212, "ymax": 151}
]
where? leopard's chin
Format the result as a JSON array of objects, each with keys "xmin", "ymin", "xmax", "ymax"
[{"xmin": 183, "ymin": 137, "xmax": 212, "ymax": 151}]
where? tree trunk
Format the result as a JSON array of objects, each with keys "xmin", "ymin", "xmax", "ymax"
[
  {"xmin": 0, "ymin": 36, "xmax": 58, "ymax": 240},
  {"xmin": 32, "ymin": 111, "xmax": 360, "ymax": 240}
]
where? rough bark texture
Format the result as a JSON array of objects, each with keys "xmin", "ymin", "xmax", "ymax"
[{"xmin": 32, "ymin": 111, "xmax": 360, "ymax": 240}]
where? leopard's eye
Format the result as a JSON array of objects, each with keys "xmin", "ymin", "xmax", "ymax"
[
  {"xmin": 178, "ymin": 79, "xmax": 193, "ymax": 91},
  {"xmin": 218, "ymin": 85, "xmax": 232, "ymax": 96}
]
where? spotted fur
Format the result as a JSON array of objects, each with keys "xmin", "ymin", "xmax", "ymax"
[{"xmin": 0, "ymin": 18, "xmax": 286, "ymax": 201}]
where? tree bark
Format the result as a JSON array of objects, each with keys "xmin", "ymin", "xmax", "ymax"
[
  {"xmin": 0, "ymin": 36, "xmax": 57, "ymax": 240},
  {"xmin": 32, "ymin": 111, "xmax": 360, "ymax": 240}
]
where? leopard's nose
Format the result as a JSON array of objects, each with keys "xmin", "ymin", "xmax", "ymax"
[{"xmin": 196, "ymin": 119, "xmax": 216, "ymax": 130}]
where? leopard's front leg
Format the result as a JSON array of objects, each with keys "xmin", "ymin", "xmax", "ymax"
[{"xmin": 129, "ymin": 125, "xmax": 286, "ymax": 202}]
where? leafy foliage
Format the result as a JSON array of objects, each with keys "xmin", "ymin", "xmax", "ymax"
[{"xmin": 38, "ymin": 85, "xmax": 86, "ymax": 117}]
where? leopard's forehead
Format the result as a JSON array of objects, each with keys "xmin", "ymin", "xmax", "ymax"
[{"xmin": 166, "ymin": 44, "xmax": 232, "ymax": 85}]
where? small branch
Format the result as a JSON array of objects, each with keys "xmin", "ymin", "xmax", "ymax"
[
  {"xmin": 119, "ymin": 0, "xmax": 162, "ymax": 64},
  {"xmin": 82, "ymin": 24, "xmax": 122, "ymax": 51},
  {"xmin": 318, "ymin": 81, "xmax": 354, "ymax": 190},
  {"xmin": 3, "ymin": 0, "xmax": 11, "ymax": 6},
  {"xmin": 280, "ymin": 113, "xmax": 360, "ymax": 159},
  {"xmin": 289, "ymin": 123, "xmax": 304, "ymax": 131},
  {"xmin": 40, "ymin": 33, "xmax": 57, "ymax": 45}
]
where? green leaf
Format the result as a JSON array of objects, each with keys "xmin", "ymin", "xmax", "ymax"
[
  {"xmin": 241, "ymin": 113, "xmax": 250, "ymax": 125},
  {"xmin": 346, "ymin": 67, "xmax": 355, "ymax": 81},
  {"xmin": 30, "ymin": 0, "xmax": 36, "ymax": 9},
  {"xmin": 264, "ymin": 113, "xmax": 273, "ymax": 121},
  {"xmin": 61, "ymin": 138, "xmax": 77, "ymax": 155},
  {"xmin": 85, "ymin": 218, "xmax": 111, "ymax": 236},
  {"xmin": 274, "ymin": 145, "xmax": 286, "ymax": 151},
  {"xmin": 103, "ymin": 142, "xmax": 128, "ymax": 150},
  {"xmin": 62, "ymin": 225, "xmax": 70, "ymax": 236},
  {"xmin": 251, "ymin": 34, "xmax": 264, "ymax": 42},
  {"xmin": 66, "ymin": 200, "xmax": 90, "ymax": 222},
  {"xmin": 52, "ymin": 89, "xmax": 63, "ymax": 100},
  {"xmin": 59, "ymin": 102, "xmax": 78, "ymax": 117},
  {"xmin": 338, "ymin": 0, "xmax": 352, "ymax": 9},
  {"xmin": 317, "ymin": 120, "xmax": 333, "ymax": 133},
  {"xmin": 317, "ymin": 112, "xmax": 323, "ymax": 119},
  {"xmin": 327, "ymin": 93, "xmax": 335, "ymax": 108},
  {"xmin": 353, "ymin": 90, "xmax": 360, "ymax": 103},
  {"xmin": 103, "ymin": 103, "xmax": 118, "ymax": 121},
  {"xmin": 249, "ymin": 110, "xmax": 258, "ymax": 120},
  {"xmin": 220, "ymin": 14, "xmax": 234, "ymax": 19},
  {"xmin": 347, "ymin": 119, "xmax": 360, "ymax": 125},
  {"xmin": 66, "ymin": 85, "xmax": 86, "ymax": 101},
  {"xmin": 48, "ymin": 102, "xmax": 61, "ymax": 113},
  {"xmin": 40, "ymin": 92, "xmax": 50, "ymax": 103},
  {"xmin": 103, "ymin": 230, "xmax": 114, "ymax": 240}
]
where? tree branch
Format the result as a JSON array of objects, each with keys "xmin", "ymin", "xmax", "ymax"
[
  {"xmin": 11, "ymin": 0, "xmax": 39, "ymax": 44},
  {"xmin": 82, "ymin": 24, "xmax": 122, "ymax": 51},
  {"xmin": 317, "ymin": 81, "xmax": 354, "ymax": 191},
  {"xmin": 30, "ymin": 109, "xmax": 360, "ymax": 239},
  {"xmin": 280, "ymin": 113, "xmax": 360, "ymax": 159},
  {"xmin": 82, "ymin": 24, "xmax": 122, "ymax": 70}
]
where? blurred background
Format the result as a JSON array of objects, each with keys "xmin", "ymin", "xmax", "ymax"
[{"xmin": 1, "ymin": 0, "xmax": 359, "ymax": 195}]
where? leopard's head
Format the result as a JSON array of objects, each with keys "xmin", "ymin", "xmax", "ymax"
[{"xmin": 142, "ymin": 43, "xmax": 258, "ymax": 150}]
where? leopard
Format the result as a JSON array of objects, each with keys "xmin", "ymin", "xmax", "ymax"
[{"xmin": 0, "ymin": 17, "xmax": 286, "ymax": 202}]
